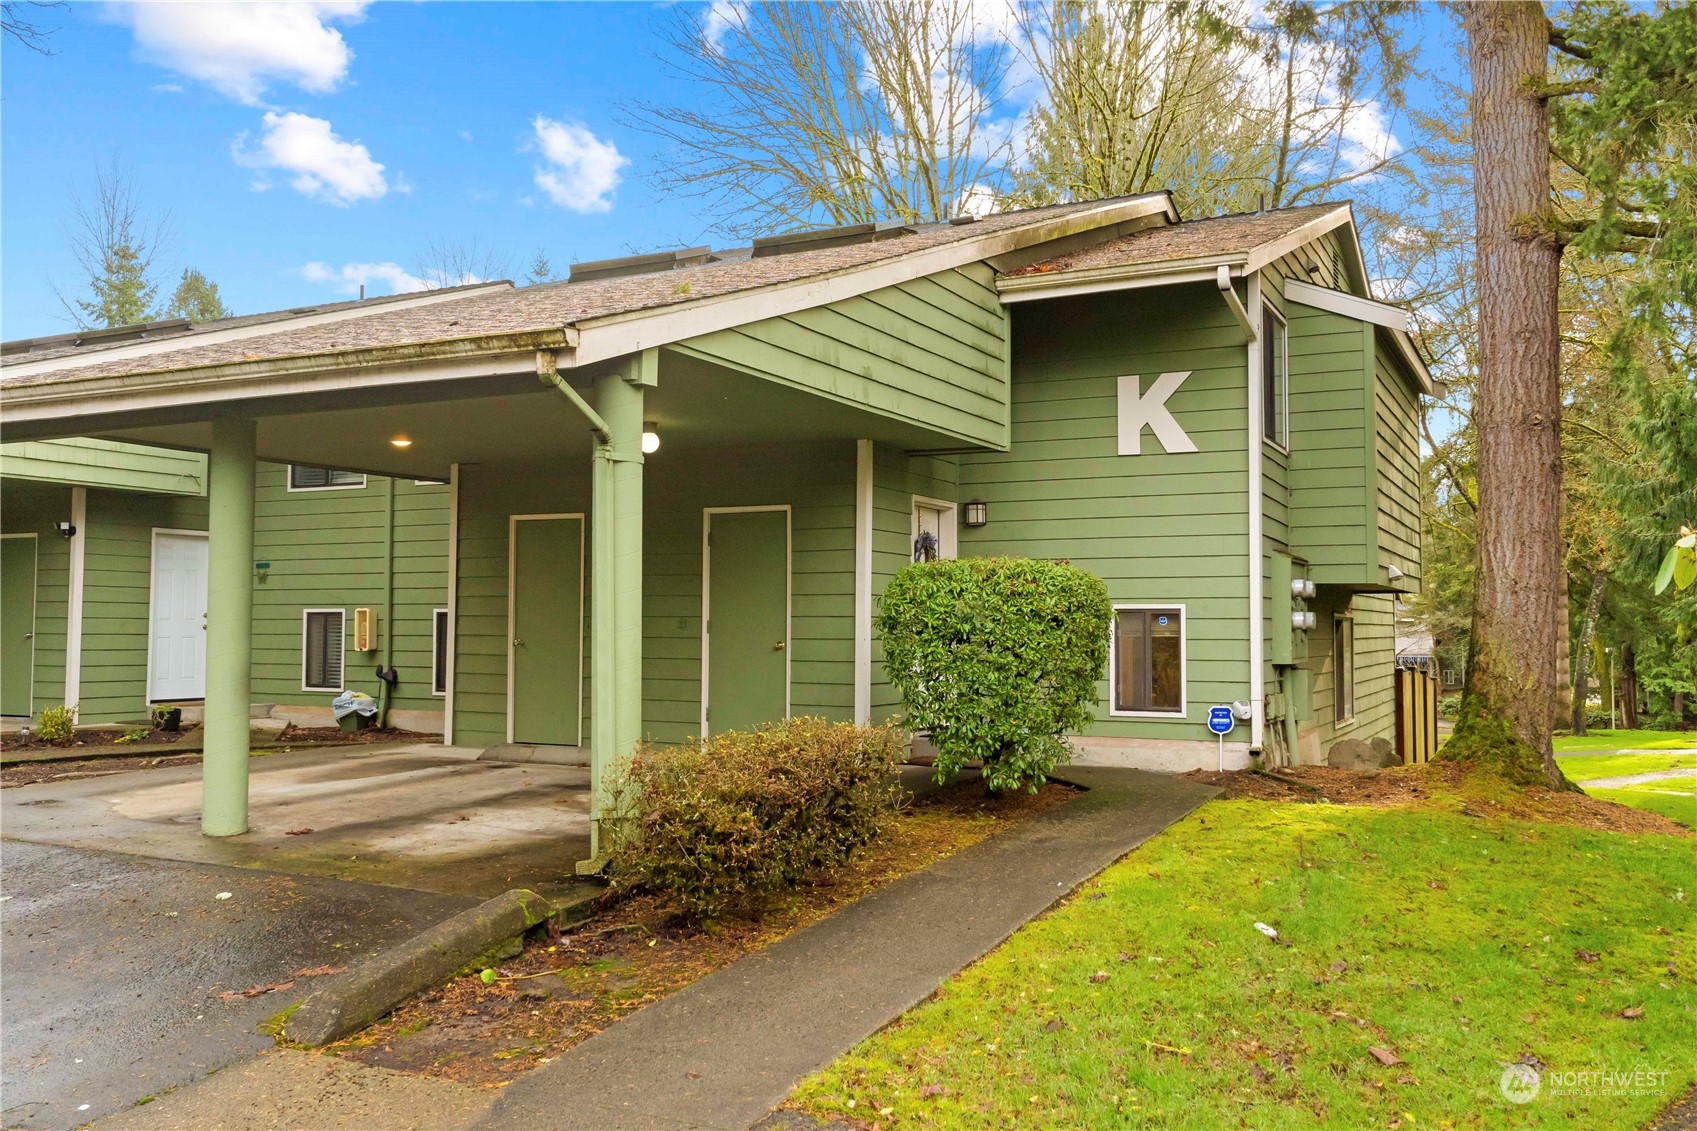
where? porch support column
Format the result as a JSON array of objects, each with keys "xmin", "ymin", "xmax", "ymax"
[
  {"xmin": 202, "ymin": 417, "xmax": 255, "ymax": 837},
  {"xmin": 584, "ymin": 349, "xmax": 654, "ymax": 868}
]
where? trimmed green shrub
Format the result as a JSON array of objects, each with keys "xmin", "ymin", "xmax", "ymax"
[
  {"xmin": 606, "ymin": 718, "xmax": 904, "ymax": 922},
  {"xmin": 876, "ymin": 556, "xmax": 1111, "ymax": 793},
  {"xmin": 36, "ymin": 705, "xmax": 75, "ymax": 745}
]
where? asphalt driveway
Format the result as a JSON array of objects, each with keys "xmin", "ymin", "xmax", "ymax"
[{"xmin": 2, "ymin": 744, "xmax": 596, "ymax": 1129}]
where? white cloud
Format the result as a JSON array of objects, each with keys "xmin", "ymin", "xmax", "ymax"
[
  {"xmin": 530, "ymin": 117, "xmax": 628, "ymax": 213},
  {"xmin": 702, "ymin": 0, "xmax": 746, "ymax": 51},
  {"xmin": 954, "ymin": 183, "xmax": 999, "ymax": 219},
  {"xmin": 234, "ymin": 112, "xmax": 388, "ymax": 205},
  {"xmin": 302, "ymin": 261, "xmax": 429, "ymax": 296},
  {"xmin": 107, "ymin": 2, "xmax": 369, "ymax": 106}
]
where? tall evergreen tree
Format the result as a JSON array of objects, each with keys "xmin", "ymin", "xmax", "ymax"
[
  {"xmin": 56, "ymin": 162, "xmax": 164, "ymax": 329},
  {"xmin": 164, "ymin": 268, "xmax": 230, "ymax": 322}
]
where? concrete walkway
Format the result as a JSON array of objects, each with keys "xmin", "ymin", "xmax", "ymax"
[
  {"xmin": 1582, "ymin": 767, "xmax": 1697, "ymax": 789},
  {"xmin": 478, "ymin": 764, "xmax": 1217, "ymax": 1131}
]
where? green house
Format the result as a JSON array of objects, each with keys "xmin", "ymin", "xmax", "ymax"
[
  {"xmin": 0, "ymin": 195, "xmax": 1429, "ymax": 853},
  {"xmin": 0, "ymin": 437, "xmax": 454, "ymax": 729}
]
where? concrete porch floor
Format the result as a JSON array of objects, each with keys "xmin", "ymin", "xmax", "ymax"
[{"xmin": 1, "ymin": 745, "xmax": 592, "ymax": 899}]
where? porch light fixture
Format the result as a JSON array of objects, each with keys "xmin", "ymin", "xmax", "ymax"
[
  {"xmin": 390, "ymin": 437, "xmax": 413, "ymax": 449},
  {"xmin": 963, "ymin": 500, "xmax": 988, "ymax": 527},
  {"xmin": 642, "ymin": 422, "xmax": 660, "ymax": 455},
  {"xmin": 55, "ymin": 521, "xmax": 76, "ymax": 539}
]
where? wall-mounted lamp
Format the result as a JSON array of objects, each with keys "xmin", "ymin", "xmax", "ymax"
[
  {"xmin": 641, "ymin": 422, "xmax": 661, "ymax": 455},
  {"xmin": 963, "ymin": 500, "xmax": 988, "ymax": 527},
  {"xmin": 55, "ymin": 521, "xmax": 76, "ymax": 539},
  {"xmin": 390, "ymin": 437, "xmax": 413, "ymax": 449}
]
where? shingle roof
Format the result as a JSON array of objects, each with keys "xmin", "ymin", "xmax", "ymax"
[
  {"xmin": 1007, "ymin": 202, "xmax": 1348, "ymax": 276},
  {"xmin": 5, "ymin": 196, "xmax": 1168, "ymax": 388}
]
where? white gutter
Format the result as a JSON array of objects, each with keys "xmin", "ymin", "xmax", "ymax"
[
  {"xmin": 64, "ymin": 486, "xmax": 86, "ymax": 721},
  {"xmin": 1245, "ymin": 272, "xmax": 1266, "ymax": 758}
]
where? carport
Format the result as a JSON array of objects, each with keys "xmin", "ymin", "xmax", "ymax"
[{"xmin": 0, "ymin": 196, "xmax": 1174, "ymax": 866}]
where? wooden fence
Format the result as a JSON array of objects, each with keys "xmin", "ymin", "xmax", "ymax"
[{"xmin": 1395, "ymin": 667, "xmax": 1440, "ymax": 765}]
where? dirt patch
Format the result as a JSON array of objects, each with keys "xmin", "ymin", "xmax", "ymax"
[
  {"xmin": 323, "ymin": 778, "xmax": 1077, "ymax": 1086},
  {"xmin": 2, "ymin": 751, "xmax": 205, "ymax": 787},
  {"xmin": 1181, "ymin": 761, "xmax": 1690, "ymax": 836},
  {"xmin": 275, "ymin": 725, "xmax": 442, "ymax": 745}
]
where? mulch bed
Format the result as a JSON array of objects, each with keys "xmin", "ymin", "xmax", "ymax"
[
  {"xmin": 274, "ymin": 724, "xmax": 442, "ymax": 744},
  {"xmin": 321, "ymin": 778, "xmax": 1078, "ymax": 1087},
  {"xmin": 2, "ymin": 751, "xmax": 205, "ymax": 787},
  {"xmin": 0, "ymin": 724, "xmax": 194, "ymax": 752},
  {"xmin": 1181, "ymin": 761, "xmax": 1690, "ymax": 836}
]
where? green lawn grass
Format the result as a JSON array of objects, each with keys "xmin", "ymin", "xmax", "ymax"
[
  {"xmin": 1554, "ymin": 753, "xmax": 1697, "ymax": 828},
  {"xmin": 1583, "ymin": 785, "xmax": 1697, "ymax": 830},
  {"xmin": 792, "ymin": 798, "xmax": 1696, "ymax": 1129},
  {"xmin": 1556, "ymin": 753, "xmax": 1697, "ymax": 782},
  {"xmin": 1553, "ymin": 729, "xmax": 1697, "ymax": 753}
]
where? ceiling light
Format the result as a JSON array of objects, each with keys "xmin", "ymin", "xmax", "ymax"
[
  {"xmin": 641, "ymin": 422, "xmax": 660, "ymax": 455},
  {"xmin": 390, "ymin": 437, "xmax": 413, "ymax": 449}
]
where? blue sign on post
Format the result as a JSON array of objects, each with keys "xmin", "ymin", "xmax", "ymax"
[{"xmin": 1207, "ymin": 706, "xmax": 1235, "ymax": 735}]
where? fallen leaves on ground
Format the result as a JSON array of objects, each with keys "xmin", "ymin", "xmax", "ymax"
[
  {"xmin": 293, "ymin": 965, "xmax": 347, "ymax": 977},
  {"xmin": 321, "ymin": 778, "xmax": 1079, "ymax": 1087},
  {"xmin": 285, "ymin": 828, "xmax": 314, "ymax": 836},
  {"xmin": 219, "ymin": 981, "xmax": 294, "ymax": 1001},
  {"xmin": 1368, "ymin": 1046, "xmax": 1403, "ymax": 1066}
]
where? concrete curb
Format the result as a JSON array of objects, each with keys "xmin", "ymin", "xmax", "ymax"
[
  {"xmin": 0, "ymin": 738, "xmax": 410, "ymax": 766},
  {"xmin": 285, "ymin": 888, "xmax": 556, "ymax": 1047}
]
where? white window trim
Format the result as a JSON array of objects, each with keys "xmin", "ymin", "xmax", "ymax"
[
  {"xmin": 431, "ymin": 607, "xmax": 449, "ymax": 697},
  {"xmin": 700, "ymin": 505, "xmax": 793, "ymax": 736},
  {"xmin": 301, "ymin": 607, "xmax": 347, "ymax": 693},
  {"xmin": 1262, "ymin": 302, "xmax": 1290, "ymax": 454},
  {"xmin": 1108, "ymin": 602, "xmax": 1188, "ymax": 718},
  {"xmin": 910, "ymin": 495, "xmax": 957, "ymax": 561},
  {"xmin": 287, "ymin": 465, "xmax": 367, "ymax": 492},
  {"xmin": 1333, "ymin": 612, "xmax": 1357, "ymax": 729}
]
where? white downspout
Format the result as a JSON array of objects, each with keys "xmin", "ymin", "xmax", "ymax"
[
  {"xmin": 1244, "ymin": 272, "xmax": 1266, "ymax": 758},
  {"xmin": 853, "ymin": 439, "xmax": 873, "ymax": 725},
  {"xmin": 65, "ymin": 486, "xmax": 87, "ymax": 721}
]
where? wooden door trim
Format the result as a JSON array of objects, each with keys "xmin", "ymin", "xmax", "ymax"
[
  {"xmin": 505, "ymin": 512, "xmax": 586, "ymax": 746},
  {"xmin": 700, "ymin": 505, "xmax": 792, "ymax": 736}
]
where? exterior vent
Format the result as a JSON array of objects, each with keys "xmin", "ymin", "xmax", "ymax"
[
  {"xmin": 751, "ymin": 220, "xmax": 916, "ymax": 258},
  {"xmin": 568, "ymin": 246, "xmax": 714, "ymax": 283}
]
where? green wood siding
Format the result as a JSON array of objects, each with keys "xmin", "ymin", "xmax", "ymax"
[
  {"xmin": 957, "ymin": 284, "xmax": 1252, "ymax": 740},
  {"xmin": 1374, "ymin": 338, "xmax": 1422, "ymax": 585},
  {"xmin": 450, "ymin": 444, "xmax": 856, "ymax": 750},
  {"xmin": 1300, "ymin": 589, "xmax": 1396, "ymax": 752},
  {"xmin": 77, "ymin": 488, "xmax": 208, "ymax": 722},
  {"xmin": 672, "ymin": 264, "xmax": 1011, "ymax": 450},
  {"xmin": 1285, "ymin": 303, "xmax": 1373, "ymax": 583},
  {"xmin": 0, "ymin": 439, "xmax": 207, "ymax": 495},
  {"xmin": 0, "ymin": 481, "xmax": 72, "ymax": 716},
  {"xmin": 250, "ymin": 464, "xmax": 448, "ymax": 714}
]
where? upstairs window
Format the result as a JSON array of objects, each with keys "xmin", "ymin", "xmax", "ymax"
[
  {"xmin": 1262, "ymin": 306, "xmax": 1288, "ymax": 447},
  {"xmin": 289, "ymin": 465, "xmax": 365, "ymax": 490},
  {"xmin": 1112, "ymin": 606, "xmax": 1185, "ymax": 715},
  {"xmin": 302, "ymin": 609, "xmax": 346, "ymax": 692}
]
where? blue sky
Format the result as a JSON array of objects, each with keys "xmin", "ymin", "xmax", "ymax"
[{"xmin": 1, "ymin": 2, "xmax": 1464, "ymax": 342}]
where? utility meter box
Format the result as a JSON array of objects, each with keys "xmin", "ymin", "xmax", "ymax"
[{"xmin": 353, "ymin": 607, "xmax": 378, "ymax": 652}]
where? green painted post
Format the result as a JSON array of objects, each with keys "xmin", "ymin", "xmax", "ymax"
[
  {"xmin": 582, "ymin": 350, "xmax": 652, "ymax": 868},
  {"xmin": 202, "ymin": 417, "xmax": 255, "ymax": 837}
]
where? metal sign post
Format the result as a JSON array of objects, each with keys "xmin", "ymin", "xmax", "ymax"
[{"xmin": 1208, "ymin": 705, "xmax": 1235, "ymax": 771}]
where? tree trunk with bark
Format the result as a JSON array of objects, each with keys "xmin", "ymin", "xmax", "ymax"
[
  {"xmin": 1448, "ymin": 2, "xmax": 1570, "ymax": 789},
  {"xmin": 1619, "ymin": 643, "xmax": 1640, "ymax": 730},
  {"xmin": 1570, "ymin": 570, "xmax": 1607, "ymax": 735}
]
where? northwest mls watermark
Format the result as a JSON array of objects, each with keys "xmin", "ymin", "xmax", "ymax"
[{"xmin": 1499, "ymin": 1063, "xmax": 1671, "ymax": 1104}]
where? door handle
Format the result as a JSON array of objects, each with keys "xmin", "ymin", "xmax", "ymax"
[
  {"xmin": 23, "ymin": 632, "xmax": 34, "ymax": 640},
  {"xmin": 774, "ymin": 641, "xmax": 786, "ymax": 651}
]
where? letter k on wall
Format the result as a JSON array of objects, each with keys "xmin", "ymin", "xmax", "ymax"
[{"xmin": 1117, "ymin": 371, "xmax": 1198, "ymax": 455}]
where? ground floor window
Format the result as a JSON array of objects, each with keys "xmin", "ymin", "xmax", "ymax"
[
  {"xmin": 1112, "ymin": 606, "xmax": 1184, "ymax": 714},
  {"xmin": 1334, "ymin": 614, "xmax": 1356, "ymax": 723},
  {"xmin": 302, "ymin": 609, "xmax": 345, "ymax": 692},
  {"xmin": 432, "ymin": 608, "xmax": 449, "ymax": 695}
]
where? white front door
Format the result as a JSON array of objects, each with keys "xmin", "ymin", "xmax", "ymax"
[{"xmin": 149, "ymin": 532, "xmax": 209, "ymax": 701}]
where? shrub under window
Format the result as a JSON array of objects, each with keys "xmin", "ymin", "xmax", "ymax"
[{"xmin": 877, "ymin": 556, "xmax": 1110, "ymax": 792}]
